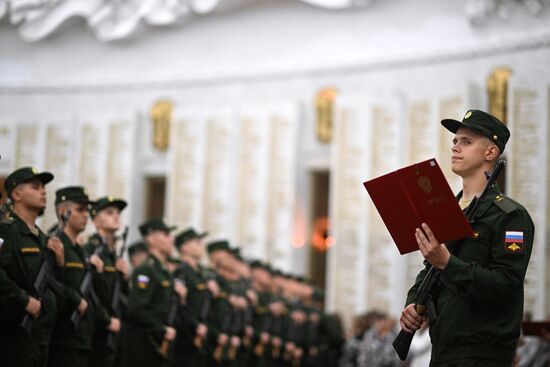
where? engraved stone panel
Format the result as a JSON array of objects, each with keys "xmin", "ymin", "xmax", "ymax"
[
  {"xmin": 107, "ymin": 122, "xmax": 133, "ymax": 200},
  {"xmin": 167, "ymin": 118, "xmax": 206, "ymax": 230},
  {"xmin": 201, "ymin": 116, "xmax": 235, "ymax": 239},
  {"xmin": 236, "ymin": 112, "xmax": 270, "ymax": 258},
  {"xmin": 265, "ymin": 107, "xmax": 298, "ymax": 270},
  {"xmin": 438, "ymin": 96, "xmax": 464, "ymax": 192},
  {"xmin": 43, "ymin": 123, "xmax": 74, "ymax": 227},
  {"xmin": 509, "ymin": 86, "xmax": 547, "ymax": 317}
]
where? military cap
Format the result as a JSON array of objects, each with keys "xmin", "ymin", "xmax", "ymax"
[
  {"xmin": 441, "ymin": 109, "xmax": 510, "ymax": 153},
  {"xmin": 249, "ymin": 260, "xmax": 271, "ymax": 272},
  {"xmin": 139, "ymin": 218, "xmax": 176, "ymax": 237},
  {"xmin": 55, "ymin": 186, "xmax": 91, "ymax": 205},
  {"xmin": 175, "ymin": 227, "xmax": 208, "ymax": 248},
  {"xmin": 5, "ymin": 166, "xmax": 54, "ymax": 197},
  {"xmin": 90, "ymin": 196, "xmax": 127, "ymax": 218},
  {"xmin": 207, "ymin": 240, "xmax": 231, "ymax": 254},
  {"xmin": 128, "ymin": 241, "xmax": 147, "ymax": 256},
  {"xmin": 230, "ymin": 247, "xmax": 244, "ymax": 261}
]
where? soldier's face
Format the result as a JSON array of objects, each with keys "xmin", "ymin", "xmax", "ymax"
[
  {"xmin": 94, "ymin": 207, "xmax": 121, "ymax": 232},
  {"xmin": 156, "ymin": 231, "xmax": 175, "ymax": 256},
  {"xmin": 130, "ymin": 251, "xmax": 148, "ymax": 268},
  {"xmin": 66, "ymin": 202, "xmax": 89, "ymax": 233},
  {"xmin": 12, "ymin": 179, "xmax": 47, "ymax": 211},
  {"xmin": 451, "ymin": 128, "xmax": 496, "ymax": 177},
  {"xmin": 189, "ymin": 238, "xmax": 204, "ymax": 258}
]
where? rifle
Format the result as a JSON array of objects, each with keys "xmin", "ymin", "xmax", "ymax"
[
  {"xmin": 106, "ymin": 226, "xmax": 129, "ymax": 351},
  {"xmin": 392, "ymin": 159, "xmax": 506, "ymax": 361},
  {"xmin": 21, "ymin": 210, "xmax": 71, "ymax": 336},
  {"xmin": 214, "ymin": 308, "xmax": 233, "ymax": 362},
  {"xmin": 193, "ymin": 278, "xmax": 212, "ymax": 350},
  {"xmin": 159, "ymin": 278, "xmax": 185, "ymax": 357},
  {"xmin": 70, "ymin": 237, "xmax": 107, "ymax": 331},
  {"xmin": 254, "ymin": 307, "xmax": 272, "ymax": 357}
]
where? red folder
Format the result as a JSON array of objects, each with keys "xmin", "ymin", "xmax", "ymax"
[{"xmin": 363, "ymin": 158, "xmax": 473, "ymax": 255}]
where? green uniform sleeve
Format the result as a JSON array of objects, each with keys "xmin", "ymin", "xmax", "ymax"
[
  {"xmin": 0, "ymin": 225, "xmax": 30, "ymax": 310},
  {"xmin": 442, "ymin": 208, "xmax": 534, "ymax": 305},
  {"xmin": 127, "ymin": 266, "xmax": 165, "ymax": 336}
]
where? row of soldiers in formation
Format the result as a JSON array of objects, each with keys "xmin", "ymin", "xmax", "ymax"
[{"xmin": 0, "ymin": 166, "xmax": 344, "ymax": 367}]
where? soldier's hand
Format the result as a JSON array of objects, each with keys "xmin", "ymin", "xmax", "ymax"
[
  {"xmin": 230, "ymin": 335, "xmax": 241, "ymax": 348},
  {"xmin": 115, "ymin": 258, "xmax": 130, "ymax": 279},
  {"xmin": 285, "ymin": 341, "xmax": 295, "ymax": 353},
  {"xmin": 107, "ymin": 317, "xmax": 121, "ymax": 333},
  {"xmin": 246, "ymin": 289, "xmax": 258, "ymax": 305},
  {"xmin": 78, "ymin": 298, "xmax": 88, "ymax": 315},
  {"xmin": 196, "ymin": 323, "xmax": 208, "ymax": 338},
  {"xmin": 218, "ymin": 333, "xmax": 229, "ymax": 346},
  {"xmin": 245, "ymin": 325, "xmax": 254, "ymax": 338},
  {"xmin": 272, "ymin": 336, "xmax": 282, "ymax": 348},
  {"xmin": 47, "ymin": 237, "xmax": 64, "ymax": 267},
  {"xmin": 90, "ymin": 255, "xmax": 104, "ymax": 273},
  {"xmin": 416, "ymin": 223, "xmax": 450, "ymax": 270},
  {"xmin": 174, "ymin": 280, "xmax": 188, "ymax": 304},
  {"xmin": 25, "ymin": 296, "xmax": 41, "ymax": 318},
  {"xmin": 400, "ymin": 303, "xmax": 423, "ymax": 333},
  {"xmin": 293, "ymin": 347, "xmax": 303, "ymax": 360},
  {"xmin": 269, "ymin": 301, "xmax": 285, "ymax": 316},
  {"xmin": 207, "ymin": 279, "xmax": 220, "ymax": 297},
  {"xmin": 164, "ymin": 326, "xmax": 176, "ymax": 341}
]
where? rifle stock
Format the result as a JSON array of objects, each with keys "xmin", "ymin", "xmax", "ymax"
[{"xmin": 21, "ymin": 210, "xmax": 71, "ymax": 336}]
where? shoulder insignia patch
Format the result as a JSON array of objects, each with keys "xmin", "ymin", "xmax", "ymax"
[
  {"xmin": 494, "ymin": 195, "xmax": 517, "ymax": 214},
  {"xmin": 504, "ymin": 231, "xmax": 524, "ymax": 254},
  {"xmin": 137, "ymin": 274, "xmax": 150, "ymax": 289},
  {"xmin": 21, "ymin": 247, "xmax": 40, "ymax": 254}
]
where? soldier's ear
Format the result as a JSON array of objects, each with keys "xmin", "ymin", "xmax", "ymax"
[{"xmin": 485, "ymin": 143, "xmax": 499, "ymax": 161}]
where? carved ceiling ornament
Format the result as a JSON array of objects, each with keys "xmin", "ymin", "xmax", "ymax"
[
  {"xmin": 465, "ymin": 0, "xmax": 550, "ymax": 26},
  {"xmin": 2, "ymin": 0, "xmax": 370, "ymax": 42}
]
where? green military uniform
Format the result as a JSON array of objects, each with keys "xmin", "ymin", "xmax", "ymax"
[
  {"xmin": 85, "ymin": 197, "xmax": 129, "ymax": 367},
  {"xmin": 172, "ymin": 228, "xmax": 210, "ymax": 367},
  {"xmin": 0, "ymin": 167, "xmax": 56, "ymax": 367},
  {"xmin": 48, "ymin": 186, "xmax": 109, "ymax": 367},
  {"xmin": 125, "ymin": 218, "xmax": 176, "ymax": 367},
  {"xmin": 125, "ymin": 254, "xmax": 174, "ymax": 367},
  {"xmin": 406, "ymin": 110, "xmax": 535, "ymax": 366}
]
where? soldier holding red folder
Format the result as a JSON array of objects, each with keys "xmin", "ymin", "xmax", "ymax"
[{"xmin": 400, "ymin": 110, "xmax": 534, "ymax": 366}]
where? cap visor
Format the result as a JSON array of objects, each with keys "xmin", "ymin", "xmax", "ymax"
[
  {"xmin": 25, "ymin": 172, "xmax": 54, "ymax": 186},
  {"xmin": 197, "ymin": 231, "xmax": 208, "ymax": 239},
  {"xmin": 441, "ymin": 119, "xmax": 463, "ymax": 134}
]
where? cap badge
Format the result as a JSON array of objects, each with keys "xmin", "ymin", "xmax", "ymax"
[
  {"xmin": 31, "ymin": 167, "xmax": 38, "ymax": 174},
  {"xmin": 108, "ymin": 196, "xmax": 113, "ymax": 202},
  {"xmin": 464, "ymin": 111, "xmax": 472, "ymax": 119}
]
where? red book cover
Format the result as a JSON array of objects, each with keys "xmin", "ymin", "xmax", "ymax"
[{"xmin": 363, "ymin": 158, "xmax": 474, "ymax": 255}]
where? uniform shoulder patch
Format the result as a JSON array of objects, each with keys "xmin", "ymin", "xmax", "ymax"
[
  {"xmin": 504, "ymin": 231, "xmax": 525, "ymax": 255},
  {"xmin": 494, "ymin": 195, "xmax": 517, "ymax": 214},
  {"xmin": 137, "ymin": 274, "xmax": 150, "ymax": 289},
  {"xmin": 1, "ymin": 217, "xmax": 14, "ymax": 225}
]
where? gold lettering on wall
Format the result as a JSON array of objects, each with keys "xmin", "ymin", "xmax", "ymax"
[
  {"xmin": 150, "ymin": 100, "xmax": 173, "ymax": 151},
  {"xmin": 487, "ymin": 67, "xmax": 512, "ymax": 123},
  {"xmin": 315, "ymin": 88, "xmax": 337, "ymax": 144}
]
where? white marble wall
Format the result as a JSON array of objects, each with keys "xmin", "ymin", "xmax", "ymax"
[{"xmin": 1, "ymin": 0, "xmax": 550, "ymax": 326}]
